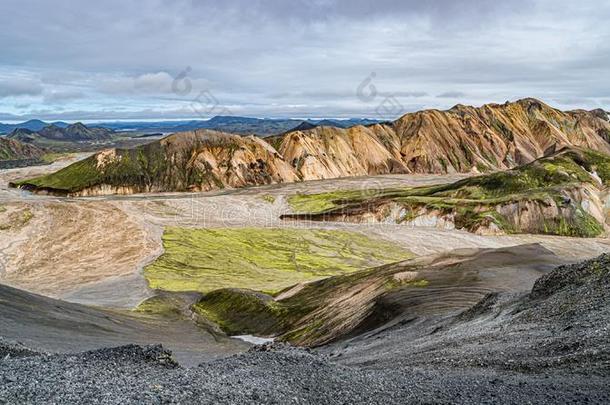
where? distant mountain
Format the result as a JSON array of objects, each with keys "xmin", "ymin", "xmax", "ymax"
[
  {"xmin": 283, "ymin": 119, "xmax": 382, "ymax": 135},
  {"xmin": 0, "ymin": 120, "xmax": 70, "ymax": 134},
  {"xmin": 8, "ymin": 122, "xmax": 113, "ymax": 143},
  {"xmin": 0, "ymin": 116, "xmax": 382, "ymax": 137},
  {"xmin": 285, "ymin": 121, "xmax": 317, "ymax": 133},
  {"xmin": 313, "ymin": 118, "xmax": 381, "ymax": 128},
  {"xmin": 91, "ymin": 116, "xmax": 381, "ymax": 136}
]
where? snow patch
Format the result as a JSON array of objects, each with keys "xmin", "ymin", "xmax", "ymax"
[{"xmin": 233, "ymin": 335, "xmax": 275, "ymax": 345}]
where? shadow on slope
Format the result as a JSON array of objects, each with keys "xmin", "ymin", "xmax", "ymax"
[{"xmin": 0, "ymin": 283, "xmax": 247, "ymax": 366}]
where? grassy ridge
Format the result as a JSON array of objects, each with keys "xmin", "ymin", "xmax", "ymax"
[
  {"xmin": 286, "ymin": 148, "xmax": 610, "ymax": 237},
  {"xmin": 12, "ymin": 142, "xmax": 174, "ymax": 193},
  {"xmin": 144, "ymin": 227, "xmax": 413, "ymax": 294}
]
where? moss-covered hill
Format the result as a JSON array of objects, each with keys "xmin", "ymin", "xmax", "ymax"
[
  {"xmin": 283, "ymin": 147, "xmax": 610, "ymax": 237},
  {"xmin": 184, "ymin": 243, "xmax": 558, "ymax": 346},
  {"xmin": 11, "ymin": 130, "xmax": 298, "ymax": 195}
]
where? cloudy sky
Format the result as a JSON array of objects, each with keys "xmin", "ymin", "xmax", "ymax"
[{"xmin": 0, "ymin": 0, "xmax": 608, "ymax": 121}]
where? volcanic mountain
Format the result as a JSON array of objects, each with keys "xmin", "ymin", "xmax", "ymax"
[
  {"xmin": 269, "ymin": 98, "xmax": 610, "ymax": 177},
  {"xmin": 12, "ymin": 98, "xmax": 610, "ymax": 196},
  {"xmin": 13, "ymin": 130, "xmax": 297, "ymax": 195},
  {"xmin": 8, "ymin": 122, "xmax": 113, "ymax": 143}
]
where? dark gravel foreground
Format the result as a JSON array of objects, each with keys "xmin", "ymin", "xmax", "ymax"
[
  {"xmin": 1, "ymin": 254, "xmax": 610, "ymax": 404},
  {"xmin": 2, "ymin": 343, "xmax": 609, "ymax": 404}
]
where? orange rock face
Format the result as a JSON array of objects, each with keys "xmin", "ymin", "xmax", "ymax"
[{"xmin": 278, "ymin": 98, "xmax": 610, "ymax": 177}]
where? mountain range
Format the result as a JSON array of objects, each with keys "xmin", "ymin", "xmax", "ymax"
[
  {"xmin": 0, "ymin": 119, "xmax": 70, "ymax": 134},
  {"xmin": 92, "ymin": 116, "xmax": 381, "ymax": 135},
  {"xmin": 13, "ymin": 98, "xmax": 610, "ymax": 197},
  {"xmin": 7, "ymin": 123, "xmax": 114, "ymax": 143},
  {"xmin": 0, "ymin": 116, "xmax": 380, "ymax": 137}
]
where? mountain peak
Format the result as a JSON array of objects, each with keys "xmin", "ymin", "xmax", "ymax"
[
  {"xmin": 286, "ymin": 121, "xmax": 317, "ymax": 133},
  {"xmin": 67, "ymin": 122, "xmax": 88, "ymax": 130}
]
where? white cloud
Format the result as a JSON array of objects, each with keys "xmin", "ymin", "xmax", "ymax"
[{"xmin": 97, "ymin": 72, "xmax": 174, "ymax": 95}]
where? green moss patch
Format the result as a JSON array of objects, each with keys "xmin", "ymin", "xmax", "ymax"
[
  {"xmin": 14, "ymin": 156, "xmax": 109, "ymax": 193},
  {"xmin": 144, "ymin": 227, "xmax": 413, "ymax": 293},
  {"xmin": 288, "ymin": 187, "xmax": 410, "ymax": 214},
  {"xmin": 261, "ymin": 194, "xmax": 276, "ymax": 204},
  {"xmin": 135, "ymin": 295, "xmax": 185, "ymax": 317},
  {"xmin": 192, "ymin": 289, "xmax": 287, "ymax": 335}
]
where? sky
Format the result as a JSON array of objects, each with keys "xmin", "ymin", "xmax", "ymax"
[{"xmin": 0, "ymin": 0, "xmax": 608, "ymax": 121}]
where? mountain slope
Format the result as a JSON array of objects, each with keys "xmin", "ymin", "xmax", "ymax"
[
  {"xmin": 0, "ymin": 137, "xmax": 44, "ymax": 161},
  {"xmin": 393, "ymin": 99, "xmax": 610, "ymax": 173},
  {"xmin": 274, "ymin": 98, "xmax": 610, "ymax": 178}
]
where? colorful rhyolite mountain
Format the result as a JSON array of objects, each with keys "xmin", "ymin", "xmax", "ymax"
[
  {"xmin": 12, "ymin": 99, "xmax": 610, "ymax": 196},
  {"xmin": 0, "ymin": 137, "xmax": 44, "ymax": 161}
]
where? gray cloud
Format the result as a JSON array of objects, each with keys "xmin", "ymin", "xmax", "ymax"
[
  {"xmin": 43, "ymin": 90, "xmax": 85, "ymax": 104},
  {"xmin": 437, "ymin": 92, "xmax": 466, "ymax": 99},
  {"xmin": 0, "ymin": 79, "xmax": 43, "ymax": 98},
  {"xmin": 0, "ymin": 0, "xmax": 608, "ymax": 120}
]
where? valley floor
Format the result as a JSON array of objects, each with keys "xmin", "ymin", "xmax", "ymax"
[{"xmin": 1, "ymin": 160, "xmax": 608, "ymax": 308}]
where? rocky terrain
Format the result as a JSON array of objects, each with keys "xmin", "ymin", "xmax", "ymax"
[
  {"xmin": 1, "ymin": 251, "xmax": 609, "ymax": 404},
  {"xmin": 11, "ymin": 99, "xmax": 610, "ymax": 197},
  {"xmin": 2, "ymin": 140, "xmax": 610, "ymax": 403}
]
